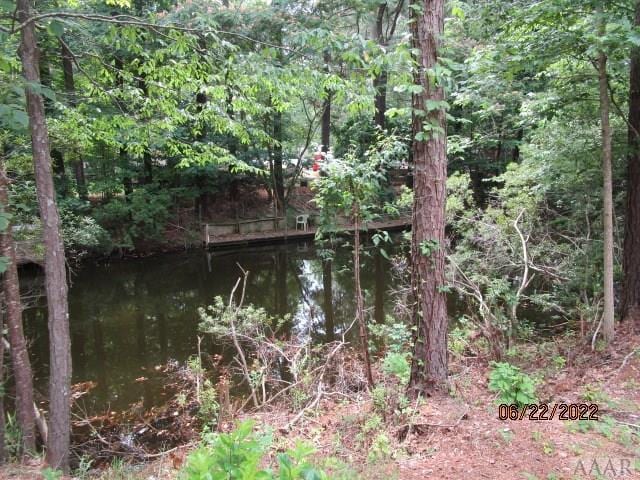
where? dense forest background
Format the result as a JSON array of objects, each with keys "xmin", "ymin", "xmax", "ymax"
[{"xmin": 1, "ymin": 0, "xmax": 640, "ymax": 476}]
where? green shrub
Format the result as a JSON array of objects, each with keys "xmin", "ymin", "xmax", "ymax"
[
  {"xmin": 93, "ymin": 185, "xmax": 172, "ymax": 248},
  {"xmin": 180, "ymin": 420, "xmax": 327, "ymax": 480},
  {"xmin": 381, "ymin": 352, "xmax": 410, "ymax": 385},
  {"xmin": 198, "ymin": 380, "xmax": 219, "ymax": 425},
  {"xmin": 367, "ymin": 433, "xmax": 392, "ymax": 463},
  {"xmin": 488, "ymin": 362, "xmax": 537, "ymax": 406}
]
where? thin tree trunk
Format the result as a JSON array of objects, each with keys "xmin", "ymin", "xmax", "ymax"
[
  {"xmin": 0, "ymin": 166, "xmax": 36, "ymax": 455},
  {"xmin": 408, "ymin": 0, "xmax": 448, "ymax": 394},
  {"xmin": 16, "ymin": 0, "xmax": 72, "ymax": 470},
  {"xmin": 353, "ymin": 206, "xmax": 374, "ymax": 388},
  {"xmin": 373, "ymin": 71, "xmax": 387, "ymax": 130},
  {"xmin": 60, "ymin": 39, "xmax": 87, "ymax": 200},
  {"xmin": 623, "ymin": 0, "xmax": 640, "ymax": 327},
  {"xmin": 598, "ymin": 20, "xmax": 615, "ymax": 344}
]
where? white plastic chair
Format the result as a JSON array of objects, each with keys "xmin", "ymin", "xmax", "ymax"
[{"xmin": 296, "ymin": 214, "xmax": 309, "ymax": 231}]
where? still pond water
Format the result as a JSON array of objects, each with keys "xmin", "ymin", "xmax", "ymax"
[{"xmin": 22, "ymin": 239, "xmax": 402, "ymax": 413}]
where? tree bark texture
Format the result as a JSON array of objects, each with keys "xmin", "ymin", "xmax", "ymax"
[
  {"xmin": 598, "ymin": 33, "xmax": 615, "ymax": 344},
  {"xmin": 623, "ymin": 0, "xmax": 640, "ymax": 327},
  {"xmin": 408, "ymin": 0, "xmax": 448, "ymax": 394},
  {"xmin": 0, "ymin": 165, "xmax": 37, "ymax": 454},
  {"xmin": 16, "ymin": 0, "xmax": 72, "ymax": 470},
  {"xmin": 0, "ymin": 312, "xmax": 4, "ymax": 464}
]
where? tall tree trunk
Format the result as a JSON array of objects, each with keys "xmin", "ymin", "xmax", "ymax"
[
  {"xmin": 623, "ymin": 0, "xmax": 640, "ymax": 327},
  {"xmin": 598, "ymin": 20, "xmax": 615, "ymax": 344},
  {"xmin": 16, "ymin": 0, "xmax": 72, "ymax": 470},
  {"xmin": 0, "ymin": 166, "xmax": 36, "ymax": 455},
  {"xmin": 408, "ymin": 0, "xmax": 448, "ymax": 394},
  {"xmin": 0, "ymin": 310, "xmax": 5, "ymax": 464},
  {"xmin": 353, "ymin": 206, "xmax": 374, "ymax": 388},
  {"xmin": 60, "ymin": 39, "xmax": 87, "ymax": 200},
  {"xmin": 373, "ymin": 71, "xmax": 387, "ymax": 130}
]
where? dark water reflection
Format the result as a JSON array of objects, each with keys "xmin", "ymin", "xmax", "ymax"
[{"xmin": 22, "ymin": 240, "xmax": 398, "ymax": 413}]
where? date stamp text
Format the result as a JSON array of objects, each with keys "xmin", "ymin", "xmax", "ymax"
[{"xmin": 498, "ymin": 403, "xmax": 599, "ymax": 421}]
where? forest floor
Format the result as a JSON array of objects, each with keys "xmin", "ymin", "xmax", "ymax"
[{"xmin": 1, "ymin": 324, "xmax": 639, "ymax": 479}]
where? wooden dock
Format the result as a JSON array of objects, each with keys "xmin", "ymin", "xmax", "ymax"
[{"xmin": 202, "ymin": 217, "xmax": 411, "ymax": 248}]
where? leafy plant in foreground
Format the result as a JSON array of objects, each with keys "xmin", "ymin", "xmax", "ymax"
[
  {"xmin": 180, "ymin": 420, "xmax": 327, "ymax": 480},
  {"xmin": 488, "ymin": 362, "xmax": 537, "ymax": 406}
]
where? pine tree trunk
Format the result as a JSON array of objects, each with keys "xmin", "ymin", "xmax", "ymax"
[
  {"xmin": 598, "ymin": 30, "xmax": 615, "ymax": 344},
  {"xmin": 0, "ymin": 314, "xmax": 5, "ymax": 464},
  {"xmin": 16, "ymin": 0, "xmax": 72, "ymax": 470},
  {"xmin": 623, "ymin": 0, "xmax": 640, "ymax": 327},
  {"xmin": 0, "ymin": 165, "xmax": 36, "ymax": 455},
  {"xmin": 408, "ymin": 0, "xmax": 448, "ymax": 394}
]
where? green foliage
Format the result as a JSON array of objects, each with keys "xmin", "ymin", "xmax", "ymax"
[
  {"xmin": 186, "ymin": 355, "xmax": 220, "ymax": 425},
  {"xmin": 366, "ymin": 433, "xmax": 392, "ymax": 463},
  {"xmin": 59, "ymin": 199, "xmax": 111, "ymax": 256},
  {"xmin": 198, "ymin": 380, "xmax": 219, "ymax": 425},
  {"xmin": 41, "ymin": 468, "xmax": 63, "ymax": 480},
  {"xmin": 75, "ymin": 455, "xmax": 94, "ymax": 479},
  {"xmin": 369, "ymin": 319, "xmax": 412, "ymax": 423},
  {"xmin": 94, "ymin": 186, "xmax": 172, "ymax": 248},
  {"xmin": 180, "ymin": 421, "xmax": 327, "ymax": 480},
  {"xmin": 2, "ymin": 412, "xmax": 24, "ymax": 461},
  {"xmin": 198, "ymin": 297, "xmax": 277, "ymax": 342},
  {"xmin": 369, "ymin": 319, "xmax": 412, "ymax": 355},
  {"xmin": 488, "ymin": 362, "xmax": 537, "ymax": 406},
  {"xmin": 418, "ymin": 239, "xmax": 440, "ymax": 257},
  {"xmin": 448, "ymin": 318, "xmax": 473, "ymax": 357},
  {"xmin": 381, "ymin": 352, "xmax": 410, "ymax": 386},
  {"xmin": 313, "ymin": 134, "xmax": 405, "ymax": 238}
]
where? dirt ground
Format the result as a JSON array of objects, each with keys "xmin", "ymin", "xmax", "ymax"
[
  {"xmin": 1, "ymin": 325, "xmax": 639, "ymax": 480},
  {"xmin": 255, "ymin": 324, "xmax": 640, "ymax": 480}
]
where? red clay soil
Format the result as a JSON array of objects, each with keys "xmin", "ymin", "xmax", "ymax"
[{"xmin": 245, "ymin": 324, "xmax": 640, "ymax": 480}]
